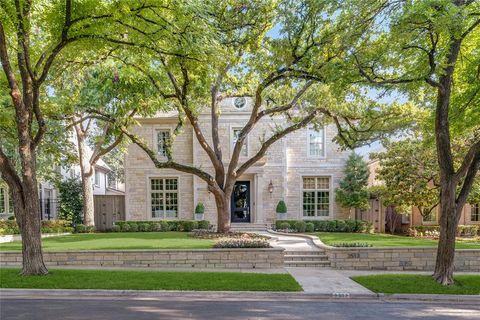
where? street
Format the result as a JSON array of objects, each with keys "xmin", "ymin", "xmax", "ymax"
[{"xmin": 1, "ymin": 295, "xmax": 479, "ymax": 320}]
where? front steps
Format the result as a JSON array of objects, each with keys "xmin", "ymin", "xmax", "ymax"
[
  {"xmin": 230, "ymin": 223, "xmax": 271, "ymax": 231},
  {"xmin": 284, "ymin": 250, "xmax": 331, "ymax": 268}
]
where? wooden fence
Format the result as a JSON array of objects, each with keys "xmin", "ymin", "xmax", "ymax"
[{"xmin": 93, "ymin": 195, "xmax": 125, "ymax": 231}]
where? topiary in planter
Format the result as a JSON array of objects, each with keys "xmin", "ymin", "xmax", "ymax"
[
  {"xmin": 195, "ymin": 203, "xmax": 205, "ymax": 221},
  {"xmin": 276, "ymin": 200, "xmax": 287, "ymax": 220}
]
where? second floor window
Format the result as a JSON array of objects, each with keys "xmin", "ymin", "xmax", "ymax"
[
  {"xmin": 157, "ymin": 130, "xmax": 170, "ymax": 157},
  {"xmin": 472, "ymin": 204, "xmax": 480, "ymax": 222},
  {"xmin": 232, "ymin": 128, "xmax": 248, "ymax": 157},
  {"xmin": 308, "ymin": 127, "xmax": 325, "ymax": 157}
]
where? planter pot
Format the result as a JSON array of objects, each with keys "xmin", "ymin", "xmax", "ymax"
[
  {"xmin": 276, "ymin": 212, "xmax": 287, "ymax": 220},
  {"xmin": 195, "ymin": 213, "xmax": 205, "ymax": 221}
]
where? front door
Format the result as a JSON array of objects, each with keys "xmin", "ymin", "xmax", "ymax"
[{"xmin": 231, "ymin": 181, "xmax": 251, "ymax": 223}]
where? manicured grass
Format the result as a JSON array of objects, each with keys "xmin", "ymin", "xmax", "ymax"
[
  {"xmin": 312, "ymin": 232, "xmax": 480, "ymax": 249},
  {"xmin": 0, "ymin": 268, "xmax": 302, "ymax": 292},
  {"xmin": 351, "ymin": 274, "xmax": 480, "ymax": 295},
  {"xmin": 0, "ymin": 232, "xmax": 215, "ymax": 251}
]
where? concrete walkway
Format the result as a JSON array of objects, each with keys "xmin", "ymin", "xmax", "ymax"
[
  {"xmin": 286, "ymin": 267, "xmax": 375, "ymax": 295},
  {"xmin": 255, "ymin": 231, "xmax": 320, "ymax": 251}
]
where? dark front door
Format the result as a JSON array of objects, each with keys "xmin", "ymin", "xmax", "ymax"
[{"xmin": 231, "ymin": 181, "xmax": 251, "ymax": 223}]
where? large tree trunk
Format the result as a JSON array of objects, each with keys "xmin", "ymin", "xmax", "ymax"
[
  {"xmin": 80, "ymin": 171, "xmax": 95, "ymax": 227},
  {"xmin": 213, "ymin": 191, "xmax": 231, "ymax": 233},
  {"xmin": 433, "ymin": 181, "xmax": 459, "ymax": 285},
  {"xmin": 10, "ymin": 166, "xmax": 48, "ymax": 275},
  {"xmin": 75, "ymin": 126, "xmax": 95, "ymax": 227}
]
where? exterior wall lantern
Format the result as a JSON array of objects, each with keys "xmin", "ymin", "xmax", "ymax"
[{"xmin": 268, "ymin": 180, "xmax": 274, "ymax": 194}]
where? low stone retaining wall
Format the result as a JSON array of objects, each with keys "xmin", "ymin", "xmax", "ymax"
[
  {"xmin": 0, "ymin": 248, "xmax": 284, "ymax": 269},
  {"xmin": 326, "ymin": 247, "xmax": 480, "ymax": 272}
]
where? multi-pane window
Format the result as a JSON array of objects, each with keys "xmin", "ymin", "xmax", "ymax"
[
  {"xmin": 232, "ymin": 128, "xmax": 248, "ymax": 157},
  {"xmin": 303, "ymin": 177, "xmax": 330, "ymax": 217},
  {"xmin": 307, "ymin": 127, "xmax": 325, "ymax": 157},
  {"xmin": 422, "ymin": 208, "xmax": 437, "ymax": 223},
  {"xmin": 157, "ymin": 130, "xmax": 170, "ymax": 157},
  {"xmin": 151, "ymin": 178, "xmax": 178, "ymax": 219},
  {"xmin": 0, "ymin": 187, "xmax": 5, "ymax": 214},
  {"xmin": 471, "ymin": 204, "xmax": 480, "ymax": 222}
]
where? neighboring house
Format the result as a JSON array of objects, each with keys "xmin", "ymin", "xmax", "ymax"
[
  {"xmin": 125, "ymin": 97, "xmax": 351, "ymax": 228},
  {"xmin": 0, "ymin": 148, "xmax": 124, "ymax": 220},
  {"xmin": 360, "ymin": 159, "xmax": 480, "ymax": 233}
]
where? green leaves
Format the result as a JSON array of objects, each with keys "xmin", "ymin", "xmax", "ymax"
[{"xmin": 335, "ymin": 153, "xmax": 370, "ymax": 210}]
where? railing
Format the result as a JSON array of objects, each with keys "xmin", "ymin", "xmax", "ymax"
[{"xmin": 39, "ymin": 199, "xmax": 60, "ymax": 220}]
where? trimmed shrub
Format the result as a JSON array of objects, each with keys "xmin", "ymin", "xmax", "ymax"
[
  {"xmin": 305, "ymin": 222, "xmax": 315, "ymax": 233},
  {"xmin": 276, "ymin": 200, "xmax": 287, "ymax": 214},
  {"xmin": 336, "ymin": 220, "xmax": 347, "ymax": 232},
  {"xmin": 74, "ymin": 224, "xmax": 86, "ymax": 233},
  {"xmin": 197, "ymin": 220, "xmax": 209, "ymax": 230},
  {"xmin": 293, "ymin": 221, "xmax": 306, "ymax": 233},
  {"xmin": 344, "ymin": 219, "xmax": 357, "ymax": 232},
  {"xmin": 326, "ymin": 220, "xmax": 337, "ymax": 232},
  {"xmin": 138, "ymin": 223, "xmax": 150, "ymax": 232},
  {"xmin": 120, "ymin": 223, "xmax": 131, "ymax": 232},
  {"xmin": 129, "ymin": 223, "xmax": 139, "ymax": 232},
  {"xmin": 279, "ymin": 222, "xmax": 290, "ymax": 231},
  {"xmin": 151, "ymin": 223, "xmax": 162, "ymax": 232},
  {"xmin": 111, "ymin": 225, "xmax": 121, "ymax": 232}
]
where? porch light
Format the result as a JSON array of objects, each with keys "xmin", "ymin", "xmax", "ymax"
[{"xmin": 268, "ymin": 180, "xmax": 274, "ymax": 194}]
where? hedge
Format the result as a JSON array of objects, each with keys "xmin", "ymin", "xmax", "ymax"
[
  {"xmin": 0, "ymin": 220, "xmax": 73, "ymax": 235},
  {"xmin": 409, "ymin": 225, "xmax": 479, "ymax": 237},
  {"xmin": 113, "ymin": 220, "xmax": 210, "ymax": 232},
  {"xmin": 275, "ymin": 219, "xmax": 374, "ymax": 233}
]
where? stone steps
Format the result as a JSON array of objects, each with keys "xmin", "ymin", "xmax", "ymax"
[{"xmin": 284, "ymin": 250, "xmax": 331, "ymax": 268}]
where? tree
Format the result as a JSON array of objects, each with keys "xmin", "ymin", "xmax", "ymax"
[
  {"xmin": 55, "ymin": 62, "xmax": 143, "ymax": 227},
  {"xmin": 57, "ymin": 177, "xmax": 83, "ymax": 225},
  {"xmin": 335, "ymin": 152, "xmax": 370, "ymax": 218},
  {"xmin": 0, "ymin": 0, "xmax": 117, "ymax": 275},
  {"xmin": 91, "ymin": 0, "xmax": 416, "ymax": 233},
  {"xmin": 350, "ymin": 0, "xmax": 480, "ymax": 284}
]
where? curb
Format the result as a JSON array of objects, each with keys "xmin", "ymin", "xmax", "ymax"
[{"xmin": 1, "ymin": 289, "xmax": 478, "ymax": 303}]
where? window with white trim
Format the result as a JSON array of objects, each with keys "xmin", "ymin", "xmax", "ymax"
[
  {"xmin": 422, "ymin": 208, "xmax": 437, "ymax": 223},
  {"xmin": 157, "ymin": 130, "xmax": 170, "ymax": 157},
  {"xmin": 307, "ymin": 127, "xmax": 325, "ymax": 157},
  {"xmin": 94, "ymin": 171, "xmax": 101, "ymax": 186},
  {"xmin": 150, "ymin": 178, "xmax": 178, "ymax": 219},
  {"xmin": 232, "ymin": 128, "xmax": 248, "ymax": 157},
  {"xmin": 303, "ymin": 177, "xmax": 330, "ymax": 217},
  {"xmin": 471, "ymin": 204, "xmax": 480, "ymax": 222},
  {"xmin": 0, "ymin": 187, "xmax": 6, "ymax": 214}
]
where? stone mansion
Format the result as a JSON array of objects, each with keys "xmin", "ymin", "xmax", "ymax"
[{"xmin": 125, "ymin": 97, "xmax": 351, "ymax": 227}]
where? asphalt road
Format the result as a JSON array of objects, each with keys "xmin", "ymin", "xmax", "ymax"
[{"xmin": 1, "ymin": 296, "xmax": 480, "ymax": 320}]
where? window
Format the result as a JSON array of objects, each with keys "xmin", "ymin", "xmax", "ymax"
[
  {"xmin": 150, "ymin": 178, "xmax": 178, "ymax": 219},
  {"xmin": 94, "ymin": 171, "xmax": 101, "ymax": 186},
  {"xmin": 471, "ymin": 204, "xmax": 480, "ymax": 222},
  {"xmin": 0, "ymin": 187, "xmax": 5, "ymax": 214},
  {"xmin": 422, "ymin": 208, "xmax": 437, "ymax": 223},
  {"xmin": 157, "ymin": 130, "xmax": 170, "ymax": 157},
  {"xmin": 307, "ymin": 127, "xmax": 325, "ymax": 157},
  {"xmin": 232, "ymin": 128, "xmax": 248, "ymax": 157},
  {"xmin": 303, "ymin": 177, "xmax": 330, "ymax": 217}
]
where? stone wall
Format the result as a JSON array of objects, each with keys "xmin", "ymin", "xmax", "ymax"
[
  {"xmin": 0, "ymin": 248, "xmax": 284, "ymax": 269},
  {"xmin": 326, "ymin": 247, "xmax": 480, "ymax": 272}
]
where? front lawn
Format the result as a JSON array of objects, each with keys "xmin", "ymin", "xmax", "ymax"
[
  {"xmin": 0, "ymin": 268, "xmax": 302, "ymax": 292},
  {"xmin": 351, "ymin": 274, "xmax": 480, "ymax": 295},
  {"xmin": 0, "ymin": 232, "xmax": 214, "ymax": 251},
  {"xmin": 311, "ymin": 232, "xmax": 480, "ymax": 249}
]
